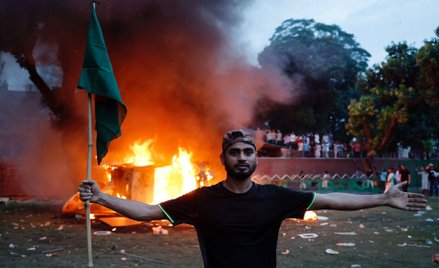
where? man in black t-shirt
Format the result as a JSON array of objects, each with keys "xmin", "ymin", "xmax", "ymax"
[
  {"xmin": 398, "ymin": 164, "xmax": 411, "ymax": 192},
  {"xmin": 79, "ymin": 129, "xmax": 427, "ymax": 268}
]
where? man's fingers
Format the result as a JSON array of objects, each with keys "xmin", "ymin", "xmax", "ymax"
[
  {"xmin": 407, "ymin": 202, "xmax": 427, "ymax": 208},
  {"xmin": 408, "ymin": 197, "xmax": 427, "ymax": 203},
  {"xmin": 408, "ymin": 193, "xmax": 426, "ymax": 198}
]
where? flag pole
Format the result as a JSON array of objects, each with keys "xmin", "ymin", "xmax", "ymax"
[
  {"xmin": 84, "ymin": 4, "xmax": 97, "ymax": 267},
  {"xmin": 85, "ymin": 92, "xmax": 93, "ymax": 267}
]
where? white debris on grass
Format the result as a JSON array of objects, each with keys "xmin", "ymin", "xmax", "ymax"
[
  {"xmin": 336, "ymin": 242, "xmax": 356, "ymax": 247},
  {"xmin": 325, "ymin": 248, "xmax": 339, "ymax": 255},
  {"xmin": 93, "ymin": 231, "xmax": 111, "ymax": 236},
  {"xmin": 334, "ymin": 232, "xmax": 357, "ymax": 236},
  {"xmin": 297, "ymin": 233, "xmax": 319, "ymax": 239},
  {"xmin": 281, "ymin": 249, "xmax": 290, "ymax": 255}
]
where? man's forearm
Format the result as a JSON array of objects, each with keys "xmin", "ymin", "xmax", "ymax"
[
  {"xmin": 95, "ymin": 193, "xmax": 164, "ymax": 221},
  {"xmin": 312, "ymin": 192, "xmax": 387, "ymax": 210}
]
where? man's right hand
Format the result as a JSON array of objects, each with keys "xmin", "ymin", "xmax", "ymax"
[{"xmin": 78, "ymin": 180, "xmax": 101, "ymax": 203}]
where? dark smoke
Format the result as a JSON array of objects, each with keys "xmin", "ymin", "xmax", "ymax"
[{"xmin": 1, "ymin": 0, "xmax": 297, "ymax": 199}]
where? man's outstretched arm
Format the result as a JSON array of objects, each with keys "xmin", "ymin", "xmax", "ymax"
[
  {"xmin": 78, "ymin": 180, "xmax": 165, "ymax": 221},
  {"xmin": 309, "ymin": 181, "xmax": 427, "ymax": 211}
]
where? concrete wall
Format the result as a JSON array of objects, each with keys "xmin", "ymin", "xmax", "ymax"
[{"xmin": 255, "ymin": 157, "xmax": 436, "ymax": 176}]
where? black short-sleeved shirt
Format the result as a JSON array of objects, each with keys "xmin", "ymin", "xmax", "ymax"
[{"xmin": 159, "ymin": 182, "xmax": 316, "ymax": 268}]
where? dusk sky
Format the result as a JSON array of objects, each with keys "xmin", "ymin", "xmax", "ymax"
[
  {"xmin": 236, "ymin": 0, "xmax": 439, "ymax": 66},
  {"xmin": 2, "ymin": 0, "xmax": 438, "ymax": 89}
]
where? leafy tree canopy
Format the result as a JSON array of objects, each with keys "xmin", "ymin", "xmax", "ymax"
[
  {"xmin": 256, "ymin": 19, "xmax": 370, "ymax": 140},
  {"xmin": 347, "ymin": 26, "xmax": 439, "ymax": 166}
]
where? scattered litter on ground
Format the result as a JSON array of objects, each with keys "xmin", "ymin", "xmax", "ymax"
[
  {"xmin": 325, "ymin": 248, "xmax": 339, "ymax": 255},
  {"xmin": 425, "ymin": 218, "xmax": 434, "ymax": 222},
  {"xmin": 351, "ymin": 264, "xmax": 361, "ymax": 268},
  {"xmin": 298, "ymin": 233, "xmax": 319, "ymax": 239},
  {"xmin": 39, "ymin": 236, "xmax": 47, "ymax": 240},
  {"xmin": 281, "ymin": 249, "xmax": 290, "ymax": 255},
  {"xmin": 41, "ymin": 248, "xmax": 64, "ymax": 254},
  {"xmin": 426, "ymin": 205, "xmax": 432, "ymax": 211},
  {"xmin": 397, "ymin": 242, "xmax": 431, "ymax": 248},
  {"xmin": 336, "ymin": 242, "xmax": 356, "ymax": 247},
  {"xmin": 358, "ymin": 224, "xmax": 365, "ymax": 228},
  {"xmin": 93, "ymin": 231, "xmax": 111, "ymax": 236},
  {"xmin": 334, "ymin": 232, "xmax": 357, "ymax": 236},
  {"xmin": 317, "ymin": 216, "xmax": 328, "ymax": 221}
]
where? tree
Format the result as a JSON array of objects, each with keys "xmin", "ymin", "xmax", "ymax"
[
  {"xmin": 257, "ymin": 19, "xmax": 369, "ymax": 140},
  {"xmin": 347, "ymin": 27, "xmax": 439, "ymax": 169}
]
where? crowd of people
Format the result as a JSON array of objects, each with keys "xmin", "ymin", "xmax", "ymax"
[
  {"xmin": 257, "ymin": 128, "xmax": 365, "ymax": 158},
  {"xmin": 362, "ymin": 163, "xmax": 438, "ymax": 196},
  {"xmin": 257, "ymin": 128, "xmax": 438, "ymax": 160}
]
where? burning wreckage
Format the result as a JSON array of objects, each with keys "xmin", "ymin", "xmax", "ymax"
[{"xmin": 62, "ymin": 140, "xmax": 214, "ymax": 226}]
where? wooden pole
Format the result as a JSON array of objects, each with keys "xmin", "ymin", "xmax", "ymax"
[{"xmin": 85, "ymin": 93, "xmax": 93, "ymax": 267}]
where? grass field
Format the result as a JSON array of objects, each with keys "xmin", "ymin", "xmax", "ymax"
[{"xmin": 1, "ymin": 196, "xmax": 438, "ymax": 267}]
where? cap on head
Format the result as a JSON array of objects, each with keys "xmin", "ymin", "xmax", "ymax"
[{"xmin": 222, "ymin": 129, "xmax": 256, "ymax": 152}]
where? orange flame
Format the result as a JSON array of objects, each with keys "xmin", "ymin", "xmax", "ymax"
[
  {"xmin": 303, "ymin": 211, "xmax": 318, "ymax": 221},
  {"xmin": 124, "ymin": 140, "xmax": 155, "ymax": 166},
  {"xmin": 153, "ymin": 148, "xmax": 197, "ymax": 204}
]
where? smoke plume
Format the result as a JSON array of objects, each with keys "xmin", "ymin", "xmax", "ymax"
[{"xmin": 1, "ymin": 0, "xmax": 296, "ymax": 199}]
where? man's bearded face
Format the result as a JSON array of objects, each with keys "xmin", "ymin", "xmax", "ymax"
[{"xmin": 221, "ymin": 143, "xmax": 257, "ymax": 180}]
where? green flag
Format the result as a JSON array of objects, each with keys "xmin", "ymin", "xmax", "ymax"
[{"xmin": 78, "ymin": 8, "xmax": 127, "ymax": 165}]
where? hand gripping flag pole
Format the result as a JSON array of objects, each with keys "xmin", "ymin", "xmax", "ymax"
[{"xmin": 77, "ymin": 1, "xmax": 127, "ymax": 266}]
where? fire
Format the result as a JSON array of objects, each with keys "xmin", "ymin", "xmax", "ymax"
[
  {"xmin": 303, "ymin": 211, "xmax": 318, "ymax": 221},
  {"xmin": 116, "ymin": 193, "xmax": 127, "ymax": 199},
  {"xmin": 124, "ymin": 140, "xmax": 155, "ymax": 166},
  {"xmin": 102, "ymin": 140, "xmax": 207, "ymax": 206},
  {"xmin": 153, "ymin": 148, "xmax": 197, "ymax": 204}
]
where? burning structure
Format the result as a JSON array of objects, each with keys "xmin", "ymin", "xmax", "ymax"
[{"xmin": 62, "ymin": 140, "xmax": 213, "ymax": 216}]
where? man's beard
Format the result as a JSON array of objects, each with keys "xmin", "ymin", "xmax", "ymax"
[{"xmin": 225, "ymin": 163, "xmax": 257, "ymax": 180}]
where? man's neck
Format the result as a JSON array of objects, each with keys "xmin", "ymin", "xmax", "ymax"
[{"xmin": 223, "ymin": 177, "xmax": 252, "ymax": 193}]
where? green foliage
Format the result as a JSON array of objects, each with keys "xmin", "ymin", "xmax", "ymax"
[
  {"xmin": 256, "ymin": 19, "xmax": 369, "ymax": 140},
  {"xmin": 346, "ymin": 27, "xmax": 439, "ymax": 160}
]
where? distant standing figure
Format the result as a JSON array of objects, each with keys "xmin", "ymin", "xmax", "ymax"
[
  {"xmin": 352, "ymin": 142, "xmax": 362, "ymax": 158},
  {"xmin": 427, "ymin": 163, "xmax": 439, "ymax": 197},
  {"xmin": 417, "ymin": 166, "xmax": 429, "ymax": 196},
  {"xmin": 398, "ymin": 164, "xmax": 411, "ymax": 192},
  {"xmin": 384, "ymin": 167, "xmax": 395, "ymax": 193},
  {"xmin": 321, "ymin": 171, "xmax": 330, "ymax": 188}
]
